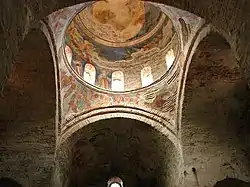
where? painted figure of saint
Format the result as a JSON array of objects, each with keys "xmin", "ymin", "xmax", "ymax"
[
  {"xmin": 98, "ymin": 72, "xmax": 110, "ymax": 89},
  {"xmin": 73, "ymin": 60, "xmax": 83, "ymax": 76},
  {"xmin": 65, "ymin": 45, "xmax": 73, "ymax": 63}
]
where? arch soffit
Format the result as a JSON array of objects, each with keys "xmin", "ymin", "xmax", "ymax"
[
  {"xmin": 176, "ymin": 24, "xmax": 212, "ymax": 133},
  {"xmin": 53, "ymin": 107, "xmax": 185, "ymax": 187},
  {"xmin": 175, "ymin": 24, "xmax": 238, "ymax": 133},
  {"xmin": 56, "ymin": 107, "xmax": 182, "ymax": 153}
]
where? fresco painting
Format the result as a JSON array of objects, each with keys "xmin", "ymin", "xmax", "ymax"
[
  {"xmin": 157, "ymin": 4, "xmax": 203, "ymax": 50},
  {"xmin": 57, "ymin": 1, "xmax": 181, "ymax": 92},
  {"xmin": 151, "ymin": 93, "xmax": 177, "ymax": 113},
  {"xmin": 61, "ymin": 2, "xmax": 177, "ymax": 91},
  {"xmin": 44, "ymin": 1, "xmax": 205, "ymax": 132},
  {"xmin": 97, "ymin": 72, "xmax": 111, "ymax": 90},
  {"xmin": 61, "ymin": 67, "xmax": 177, "ymax": 123},
  {"xmin": 144, "ymin": 81, "xmax": 178, "ymax": 114},
  {"xmin": 49, "ymin": 2, "xmax": 202, "ymax": 124},
  {"xmin": 73, "ymin": 61, "xmax": 83, "ymax": 76},
  {"xmin": 79, "ymin": 1, "xmax": 163, "ymax": 43},
  {"xmin": 85, "ymin": 0, "xmax": 146, "ymax": 42},
  {"xmin": 66, "ymin": 18, "xmax": 173, "ymax": 61},
  {"xmin": 65, "ymin": 1, "xmax": 172, "ymax": 62},
  {"xmin": 48, "ymin": 3, "xmax": 86, "ymax": 49},
  {"xmin": 49, "ymin": 8, "xmax": 71, "ymax": 40}
]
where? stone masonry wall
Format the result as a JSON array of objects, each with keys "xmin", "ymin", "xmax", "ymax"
[
  {"xmin": 182, "ymin": 33, "xmax": 250, "ymax": 186},
  {"xmin": 0, "ymin": 29, "xmax": 56, "ymax": 186}
]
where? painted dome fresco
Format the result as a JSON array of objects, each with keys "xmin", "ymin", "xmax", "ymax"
[{"xmin": 64, "ymin": 0, "xmax": 180, "ymax": 92}]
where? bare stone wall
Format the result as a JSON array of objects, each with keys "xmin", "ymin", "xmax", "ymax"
[
  {"xmin": 0, "ymin": 0, "xmax": 30, "ymax": 90},
  {"xmin": 0, "ymin": 29, "xmax": 56, "ymax": 186},
  {"xmin": 0, "ymin": 120, "xmax": 55, "ymax": 186},
  {"xmin": 182, "ymin": 33, "xmax": 250, "ymax": 186}
]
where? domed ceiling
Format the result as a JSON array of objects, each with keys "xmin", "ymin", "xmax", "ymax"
[{"xmin": 64, "ymin": 0, "xmax": 179, "ymax": 92}]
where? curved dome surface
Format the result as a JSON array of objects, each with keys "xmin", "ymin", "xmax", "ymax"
[{"xmin": 64, "ymin": 1, "xmax": 180, "ymax": 92}]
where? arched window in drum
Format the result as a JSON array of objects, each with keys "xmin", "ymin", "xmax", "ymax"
[
  {"xmin": 112, "ymin": 71, "xmax": 124, "ymax": 91},
  {"xmin": 83, "ymin": 63, "xmax": 96, "ymax": 85}
]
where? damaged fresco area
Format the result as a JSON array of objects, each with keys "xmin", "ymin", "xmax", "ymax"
[
  {"xmin": 155, "ymin": 3, "xmax": 204, "ymax": 49},
  {"xmin": 47, "ymin": 2, "xmax": 92, "ymax": 52}
]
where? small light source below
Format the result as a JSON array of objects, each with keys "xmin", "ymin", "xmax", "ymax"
[
  {"xmin": 108, "ymin": 177, "xmax": 123, "ymax": 187},
  {"xmin": 110, "ymin": 183, "xmax": 121, "ymax": 187}
]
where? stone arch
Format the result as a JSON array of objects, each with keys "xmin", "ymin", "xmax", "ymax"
[
  {"xmin": 177, "ymin": 25, "xmax": 242, "ymax": 132},
  {"xmin": 53, "ymin": 108, "xmax": 184, "ymax": 187},
  {"xmin": 180, "ymin": 27, "xmax": 250, "ymax": 186},
  {"xmin": 177, "ymin": 24, "xmax": 212, "ymax": 132},
  {"xmin": 58, "ymin": 107, "xmax": 180, "ymax": 147},
  {"xmin": 40, "ymin": 20, "xmax": 63, "ymax": 135}
]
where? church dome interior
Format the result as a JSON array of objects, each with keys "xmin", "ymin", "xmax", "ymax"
[
  {"xmin": 64, "ymin": 1, "xmax": 179, "ymax": 92},
  {"xmin": 0, "ymin": 0, "xmax": 250, "ymax": 187}
]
